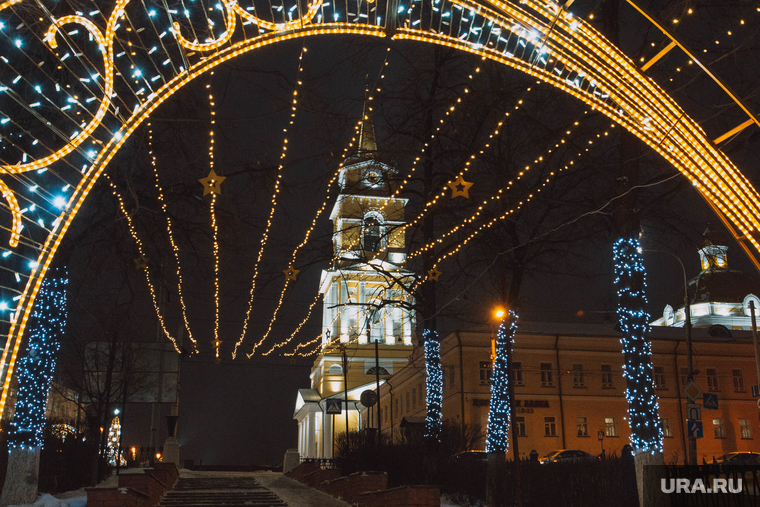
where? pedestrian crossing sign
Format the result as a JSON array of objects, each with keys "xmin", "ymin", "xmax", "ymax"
[{"xmin": 326, "ymin": 399, "xmax": 342, "ymax": 414}]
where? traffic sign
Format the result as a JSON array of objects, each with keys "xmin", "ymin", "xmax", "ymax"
[
  {"xmin": 752, "ymin": 384, "xmax": 760, "ymax": 398},
  {"xmin": 703, "ymin": 393, "xmax": 719, "ymax": 410},
  {"xmin": 687, "ymin": 421, "xmax": 703, "ymax": 439},
  {"xmin": 683, "ymin": 380, "xmax": 702, "ymax": 402},
  {"xmin": 326, "ymin": 399, "xmax": 342, "ymax": 414},
  {"xmin": 686, "ymin": 403, "xmax": 701, "ymax": 421}
]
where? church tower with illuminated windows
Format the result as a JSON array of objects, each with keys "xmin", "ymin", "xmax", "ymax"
[
  {"xmin": 292, "ymin": 108, "xmax": 416, "ymax": 461},
  {"xmin": 651, "ymin": 227, "xmax": 760, "ymax": 331}
]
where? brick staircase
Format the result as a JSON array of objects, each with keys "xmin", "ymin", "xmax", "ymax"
[{"xmin": 159, "ymin": 476, "xmax": 287, "ymax": 507}]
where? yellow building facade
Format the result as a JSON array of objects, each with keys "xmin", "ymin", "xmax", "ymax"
[{"xmin": 368, "ymin": 323, "xmax": 760, "ymax": 464}]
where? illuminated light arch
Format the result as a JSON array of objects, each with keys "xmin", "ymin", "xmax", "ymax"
[{"xmin": 0, "ymin": 0, "xmax": 758, "ymax": 420}]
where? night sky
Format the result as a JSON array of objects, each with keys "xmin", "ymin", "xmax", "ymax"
[{"xmin": 30, "ymin": 0, "xmax": 760, "ymax": 465}]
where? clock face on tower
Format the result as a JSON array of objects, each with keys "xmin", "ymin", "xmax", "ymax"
[{"xmin": 362, "ymin": 167, "xmax": 383, "ymax": 188}]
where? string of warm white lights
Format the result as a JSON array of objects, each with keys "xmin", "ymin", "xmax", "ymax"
[
  {"xmin": 249, "ymin": 48, "xmax": 393, "ymax": 357},
  {"xmin": 206, "ymin": 77, "xmax": 223, "ymax": 362},
  {"xmin": 237, "ymin": 46, "xmax": 308, "ymax": 360},
  {"xmin": 105, "ymin": 174, "xmax": 181, "ymax": 353},
  {"xmin": 388, "ymin": 62, "xmax": 483, "ymax": 201},
  {"xmin": 409, "ymin": 110, "xmax": 589, "ymax": 258},
  {"xmin": 148, "ymin": 126, "xmax": 198, "ymax": 353}
]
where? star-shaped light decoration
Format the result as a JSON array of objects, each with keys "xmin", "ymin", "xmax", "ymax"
[
  {"xmin": 134, "ymin": 254, "xmax": 148, "ymax": 270},
  {"xmin": 283, "ymin": 266, "xmax": 300, "ymax": 281},
  {"xmin": 289, "ymin": 357, "xmax": 297, "ymax": 365},
  {"xmin": 448, "ymin": 174, "xmax": 474, "ymax": 199},
  {"xmin": 199, "ymin": 169, "xmax": 226, "ymax": 196},
  {"xmin": 427, "ymin": 266, "xmax": 442, "ymax": 281}
]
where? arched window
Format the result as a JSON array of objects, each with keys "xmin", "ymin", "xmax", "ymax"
[
  {"xmin": 363, "ymin": 215, "xmax": 382, "ymax": 252},
  {"xmin": 366, "ymin": 366, "xmax": 390, "ymax": 376},
  {"xmin": 328, "ymin": 364, "xmax": 343, "ymax": 374}
]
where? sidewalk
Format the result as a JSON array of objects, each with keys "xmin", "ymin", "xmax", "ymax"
[{"xmin": 253, "ymin": 471, "xmax": 352, "ymax": 507}]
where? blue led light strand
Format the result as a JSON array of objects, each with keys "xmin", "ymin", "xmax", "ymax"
[
  {"xmin": 612, "ymin": 237, "xmax": 663, "ymax": 454},
  {"xmin": 424, "ymin": 329, "xmax": 443, "ymax": 442},
  {"xmin": 486, "ymin": 310, "xmax": 517, "ymax": 454},
  {"xmin": 8, "ymin": 269, "xmax": 67, "ymax": 450}
]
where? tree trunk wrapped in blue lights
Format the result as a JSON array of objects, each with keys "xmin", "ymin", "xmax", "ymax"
[
  {"xmin": 613, "ymin": 238, "xmax": 663, "ymax": 453},
  {"xmin": 486, "ymin": 311, "xmax": 517, "ymax": 454},
  {"xmin": 1, "ymin": 270, "xmax": 67, "ymax": 505},
  {"xmin": 8, "ymin": 271, "xmax": 68, "ymax": 450},
  {"xmin": 424, "ymin": 329, "xmax": 443, "ymax": 441}
]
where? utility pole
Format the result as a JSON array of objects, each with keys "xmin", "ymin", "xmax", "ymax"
[
  {"xmin": 375, "ymin": 337, "xmax": 381, "ymax": 445},
  {"xmin": 749, "ymin": 301, "xmax": 760, "ymax": 386},
  {"xmin": 341, "ymin": 345, "xmax": 350, "ymax": 441}
]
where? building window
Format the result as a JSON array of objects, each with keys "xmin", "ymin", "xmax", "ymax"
[
  {"xmin": 419, "ymin": 383, "xmax": 424, "ymax": 405},
  {"xmin": 680, "ymin": 367, "xmax": 689, "ymax": 387},
  {"xmin": 662, "ymin": 418, "xmax": 672, "ymax": 438},
  {"xmin": 540, "ymin": 363, "xmax": 554, "ymax": 387},
  {"xmin": 544, "ymin": 416, "xmax": 557, "ymax": 436},
  {"xmin": 447, "ymin": 366, "xmax": 456, "ymax": 390},
  {"xmin": 605, "ymin": 418, "xmax": 618, "ymax": 437},
  {"xmin": 713, "ymin": 419, "xmax": 725, "ymax": 438},
  {"xmin": 395, "ymin": 398, "xmax": 399, "ymax": 418},
  {"xmin": 514, "ymin": 416, "xmax": 526, "ymax": 437},
  {"xmin": 512, "ymin": 362, "xmax": 524, "ymax": 386},
  {"xmin": 601, "ymin": 365, "xmax": 614, "ymax": 388},
  {"xmin": 572, "ymin": 364, "xmax": 585, "ymax": 387},
  {"xmin": 480, "ymin": 361, "xmax": 493, "ymax": 385},
  {"xmin": 363, "ymin": 216, "xmax": 382, "ymax": 252},
  {"xmin": 384, "ymin": 405, "xmax": 388, "ymax": 423},
  {"xmin": 577, "ymin": 417, "xmax": 588, "ymax": 437},
  {"xmin": 412, "ymin": 388, "xmax": 416, "ymax": 409},
  {"xmin": 733, "ymin": 370, "xmax": 745, "ymax": 392},
  {"xmin": 366, "ymin": 366, "xmax": 390, "ymax": 376},
  {"xmin": 406, "ymin": 392, "xmax": 410, "ymax": 413},
  {"xmin": 328, "ymin": 364, "xmax": 343, "ymax": 374},
  {"xmin": 707, "ymin": 369, "xmax": 719, "ymax": 392},
  {"xmin": 740, "ymin": 419, "xmax": 751, "ymax": 439},
  {"xmin": 654, "ymin": 366, "xmax": 667, "ymax": 389}
]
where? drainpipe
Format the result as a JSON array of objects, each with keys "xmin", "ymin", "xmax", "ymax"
[
  {"xmin": 388, "ymin": 383, "xmax": 394, "ymax": 445},
  {"xmin": 555, "ymin": 335, "xmax": 566, "ymax": 448},
  {"xmin": 456, "ymin": 332, "xmax": 466, "ymax": 442},
  {"xmin": 673, "ymin": 341, "xmax": 687, "ymax": 463}
]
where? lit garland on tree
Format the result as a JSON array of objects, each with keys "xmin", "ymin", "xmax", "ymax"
[
  {"xmin": 424, "ymin": 329, "xmax": 443, "ymax": 441},
  {"xmin": 486, "ymin": 311, "xmax": 518, "ymax": 454},
  {"xmin": 613, "ymin": 237, "xmax": 663, "ymax": 453},
  {"xmin": 107, "ymin": 416, "xmax": 126, "ymax": 466},
  {"xmin": 8, "ymin": 271, "xmax": 68, "ymax": 451}
]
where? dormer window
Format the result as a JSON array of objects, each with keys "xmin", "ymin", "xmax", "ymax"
[{"xmin": 363, "ymin": 215, "xmax": 382, "ymax": 252}]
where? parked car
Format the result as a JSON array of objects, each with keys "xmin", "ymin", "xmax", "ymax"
[
  {"xmin": 450, "ymin": 450, "xmax": 488, "ymax": 463},
  {"xmin": 540, "ymin": 449, "xmax": 598, "ymax": 464},
  {"xmin": 715, "ymin": 452, "xmax": 760, "ymax": 466}
]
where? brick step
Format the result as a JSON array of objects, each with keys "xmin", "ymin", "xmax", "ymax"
[
  {"xmin": 160, "ymin": 476, "xmax": 286, "ymax": 507},
  {"xmin": 162, "ymin": 495, "xmax": 282, "ymax": 502}
]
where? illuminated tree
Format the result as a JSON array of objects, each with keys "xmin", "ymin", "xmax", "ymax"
[{"xmin": 0, "ymin": 270, "xmax": 68, "ymax": 506}]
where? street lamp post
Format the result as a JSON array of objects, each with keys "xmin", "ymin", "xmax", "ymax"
[{"xmin": 645, "ymin": 249, "xmax": 695, "ymax": 465}]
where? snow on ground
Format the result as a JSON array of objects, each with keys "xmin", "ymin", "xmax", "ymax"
[
  {"xmin": 6, "ymin": 493, "xmax": 86, "ymax": 507},
  {"xmin": 6, "ymin": 471, "xmax": 119, "ymax": 507},
  {"xmin": 253, "ymin": 472, "xmax": 352, "ymax": 507}
]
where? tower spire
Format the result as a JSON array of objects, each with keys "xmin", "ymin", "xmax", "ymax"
[{"xmin": 357, "ymin": 96, "xmax": 377, "ymax": 156}]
